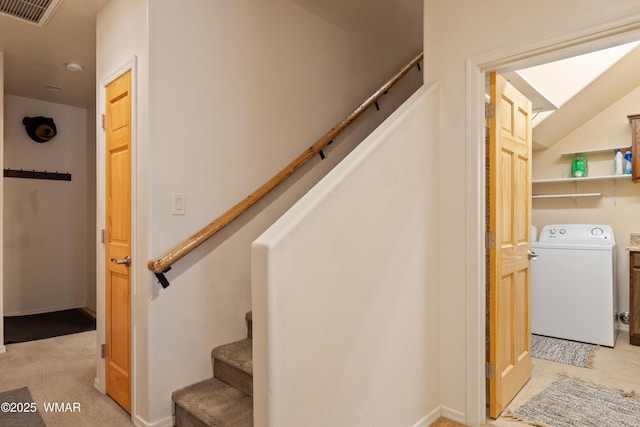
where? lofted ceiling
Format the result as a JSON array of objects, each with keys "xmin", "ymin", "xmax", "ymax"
[
  {"xmin": 499, "ymin": 41, "xmax": 640, "ymax": 150},
  {"xmin": 522, "ymin": 43, "xmax": 640, "ymax": 149},
  {"xmin": 0, "ymin": 0, "xmax": 109, "ymax": 109}
]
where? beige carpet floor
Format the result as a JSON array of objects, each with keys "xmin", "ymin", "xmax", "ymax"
[{"xmin": 0, "ymin": 330, "xmax": 132, "ymax": 426}]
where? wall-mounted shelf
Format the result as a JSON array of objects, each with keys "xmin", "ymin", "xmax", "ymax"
[
  {"xmin": 535, "ymin": 141, "xmax": 636, "ymax": 203},
  {"xmin": 533, "ymin": 174, "xmax": 630, "ymax": 184},
  {"xmin": 532, "ymin": 192, "xmax": 601, "ymax": 199},
  {"xmin": 559, "ymin": 147, "xmax": 631, "ymax": 157}
]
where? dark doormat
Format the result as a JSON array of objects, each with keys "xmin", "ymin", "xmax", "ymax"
[{"xmin": 4, "ymin": 308, "xmax": 96, "ymax": 344}]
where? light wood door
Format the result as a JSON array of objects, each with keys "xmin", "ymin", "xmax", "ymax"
[
  {"xmin": 488, "ymin": 72, "xmax": 533, "ymax": 419},
  {"xmin": 105, "ymin": 70, "xmax": 132, "ymax": 414}
]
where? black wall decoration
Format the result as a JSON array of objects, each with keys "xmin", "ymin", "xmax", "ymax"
[
  {"xmin": 7, "ymin": 116, "xmax": 70, "ymax": 181},
  {"xmin": 22, "ymin": 116, "xmax": 57, "ymax": 143}
]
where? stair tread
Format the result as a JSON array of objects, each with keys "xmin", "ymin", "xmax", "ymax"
[
  {"xmin": 173, "ymin": 378, "xmax": 252, "ymax": 427},
  {"xmin": 212, "ymin": 338, "xmax": 253, "ymax": 376}
]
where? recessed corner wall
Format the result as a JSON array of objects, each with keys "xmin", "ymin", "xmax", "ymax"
[
  {"xmin": 252, "ymin": 84, "xmax": 440, "ymax": 426},
  {"xmin": 3, "ymin": 95, "xmax": 89, "ymax": 315}
]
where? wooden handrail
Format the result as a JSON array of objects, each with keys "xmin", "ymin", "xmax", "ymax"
[{"xmin": 148, "ymin": 52, "xmax": 423, "ymax": 286}]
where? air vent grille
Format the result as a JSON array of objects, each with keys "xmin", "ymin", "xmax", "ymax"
[{"xmin": 0, "ymin": 0, "xmax": 62, "ymax": 27}]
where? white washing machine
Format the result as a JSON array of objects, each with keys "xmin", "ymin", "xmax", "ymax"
[{"xmin": 531, "ymin": 224, "xmax": 617, "ymax": 347}]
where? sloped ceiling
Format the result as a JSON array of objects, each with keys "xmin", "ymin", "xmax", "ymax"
[
  {"xmin": 0, "ymin": 0, "xmax": 109, "ymax": 108},
  {"xmin": 530, "ymin": 44, "xmax": 640, "ymax": 149},
  {"xmin": 291, "ymin": 0, "xmax": 423, "ymax": 66}
]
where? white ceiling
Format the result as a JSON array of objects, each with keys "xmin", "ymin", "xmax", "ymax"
[
  {"xmin": 2, "ymin": 0, "xmax": 637, "ymax": 150},
  {"xmin": 1, "ymin": 0, "xmax": 423, "ymax": 111},
  {"xmin": 515, "ymin": 41, "xmax": 639, "ymax": 125},
  {"xmin": 499, "ymin": 41, "xmax": 640, "ymax": 149},
  {"xmin": 292, "ymin": 0, "xmax": 423, "ymax": 53},
  {"xmin": 527, "ymin": 43, "xmax": 640, "ymax": 149},
  {"xmin": 0, "ymin": 0, "xmax": 109, "ymax": 108}
]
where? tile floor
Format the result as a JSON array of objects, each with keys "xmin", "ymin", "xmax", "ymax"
[{"xmin": 432, "ymin": 331, "xmax": 640, "ymax": 427}]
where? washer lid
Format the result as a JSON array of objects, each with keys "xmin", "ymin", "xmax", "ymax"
[{"xmin": 535, "ymin": 224, "xmax": 616, "ymax": 247}]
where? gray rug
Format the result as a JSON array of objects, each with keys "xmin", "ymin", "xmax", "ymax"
[
  {"xmin": 0, "ymin": 387, "xmax": 46, "ymax": 426},
  {"xmin": 532, "ymin": 334, "xmax": 597, "ymax": 368},
  {"xmin": 510, "ymin": 375, "xmax": 640, "ymax": 427}
]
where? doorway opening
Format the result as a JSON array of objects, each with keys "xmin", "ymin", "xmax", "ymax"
[{"xmin": 483, "ymin": 36, "xmax": 640, "ymax": 420}]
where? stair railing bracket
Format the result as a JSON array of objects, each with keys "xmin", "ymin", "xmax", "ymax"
[{"xmin": 154, "ymin": 266, "xmax": 172, "ymax": 289}]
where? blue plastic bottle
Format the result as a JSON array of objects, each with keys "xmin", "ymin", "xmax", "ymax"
[{"xmin": 625, "ymin": 150, "xmax": 632, "ymax": 174}]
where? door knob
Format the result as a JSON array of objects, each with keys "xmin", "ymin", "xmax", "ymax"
[
  {"xmin": 528, "ymin": 250, "xmax": 539, "ymax": 261},
  {"xmin": 111, "ymin": 256, "xmax": 131, "ymax": 267}
]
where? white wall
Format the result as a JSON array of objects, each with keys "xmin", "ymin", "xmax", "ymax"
[
  {"xmin": 3, "ymin": 95, "xmax": 88, "ymax": 316},
  {"xmin": 145, "ymin": 1, "xmax": 421, "ymax": 425},
  {"xmin": 532, "ymin": 85, "xmax": 640, "ymax": 326},
  {"xmin": 253, "ymin": 83, "xmax": 440, "ymax": 427},
  {"xmin": 424, "ymin": 1, "xmax": 640, "ymax": 424},
  {"xmin": 98, "ymin": 0, "xmax": 421, "ymax": 424}
]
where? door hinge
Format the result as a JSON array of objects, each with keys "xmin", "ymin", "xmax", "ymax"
[
  {"xmin": 485, "ymin": 102, "xmax": 495, "ymax": 119},
  {"xmin": 101, "ymin": 114, "xmax": 106, "ymax": 130},
  {"xmin": 486, "ymin": 362, "xmax": 495, "ymax": 379},
  {"xmin": 101, "ymin": 229, "xmax": 105, "ymax": 244},
  {"xmin": 486, "ymin": 232, "xmax": 495, "ymax": 249},
  {"xmin": 101, "ymin": 343, "xmax": 106, "ymax": 359}
]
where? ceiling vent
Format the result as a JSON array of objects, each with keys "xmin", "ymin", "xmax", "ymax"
[{"xmin": 0, "ymin": 0, "xmax": 62, "ymax": 28}]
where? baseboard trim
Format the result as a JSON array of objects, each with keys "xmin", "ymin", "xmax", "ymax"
[
  {"xmin": 133, "ymin": 415, "xmax": 173, "ymax": 427},
  {"xmin": 413, "ymin": 407, "xmax": 442, "ymax": 427},
  {"xmin": 0, "ymin": 345, "xmax": 6, "ymax": 355},
  {"xmin": 441, "ymin": 406, "xmax": 466, "ymax": 424},
  {"xmin": 93, "ymin": 377, "xmax": 104, "ymax": 394},
  {"xmin": 81, "ymin": 306, "xmax": 97, "ymax": 318}
]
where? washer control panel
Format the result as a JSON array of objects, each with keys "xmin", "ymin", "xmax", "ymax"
[{"xmin": 537, "ymin": 224, "xmax": 615, "ymax": 245}]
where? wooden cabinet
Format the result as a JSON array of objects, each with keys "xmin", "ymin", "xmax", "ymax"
[
  {"xmin": 630, "ymin": 251, "xmax": 640, "ymax": 346},
  {"xmin": 626, "ymin": 114, "xmax": 640, "ymax": 183}
]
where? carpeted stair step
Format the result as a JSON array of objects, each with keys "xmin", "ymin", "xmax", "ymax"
[
  {"xmin": 172, "ymin": 311, "xmax": 254, "ymax": 426},
  {"xmin": 212, "ymin": 338, "xmax": 253, "ymax": 397},
  {"xmin": 172, "ymin": 378, "xmax": 252, "ymax": 427}
]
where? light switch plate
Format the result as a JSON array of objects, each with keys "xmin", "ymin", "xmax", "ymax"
[{"xmin": 172, "ymin": 193, "xmax": 185, "ymax": 215}]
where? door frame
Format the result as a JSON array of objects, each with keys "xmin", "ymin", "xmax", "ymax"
[
  {"xmin": 464, "ymin": 12, "xmax": 640, "ymax": 426},
  {"xmin": 96, "ymin": 57, "xmax": 138, "ymax": 419},
  {"xmin": 0, "ymin": 52, "xmax": 4, "ymax": 355}
]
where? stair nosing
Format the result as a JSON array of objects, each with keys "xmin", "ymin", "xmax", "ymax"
[
  {"xmin": 212, "ymin": 338, "xmax": 253, "ymax": 376},
  {"xmin": 172, "ymin": 377, "xmax": 252, "ymax": 427}
]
